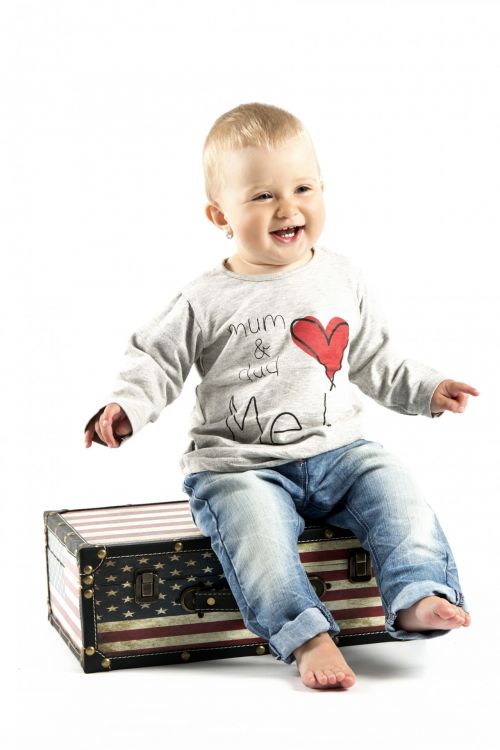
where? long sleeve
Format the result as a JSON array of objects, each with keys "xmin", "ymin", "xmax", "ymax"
[
  {"xmin": 347, "ymin": 267, "xmax": 446, "ymax": 417},
  {"xmin": 86, "ymin": 246, "xmax": 449, "ymax": 471},
  {"xmin": 87, "ymin": 293, "xmax": 204, "ymax": 441}
]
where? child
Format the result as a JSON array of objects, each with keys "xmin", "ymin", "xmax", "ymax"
[{"xmin": 84, "ymin": 102, "xmax": 478, "ymax": 690}]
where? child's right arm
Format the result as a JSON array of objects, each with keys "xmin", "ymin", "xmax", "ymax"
[
  {"xmin": 83, "ymin": 292, "xmax": 203, "ymax": 449},
  {"xmin": 84, "ymin": 403, "xmax": 133, "ymax": 449}
]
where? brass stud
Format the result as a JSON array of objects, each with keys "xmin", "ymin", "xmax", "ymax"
[
  {"xmin": 97, "ymin": 548, "xmax": 107, "ymax": 559},
  {"xmin": 180, "ymin": 651, "xmax": 191, "ymax": 661},
  {"xmin": 206, "ymin": 597, "xmax": 216, "ymax": 606},
  {"xmin": 83, "ymin": 565, "xmax": 93, "ymax": 574},
  {"xmin": 85, "ymin": 647, "xmax": 96, "ymax": 656},
  {"xmin": 83, "ymin": 575, "xmax": 94, "ymax": 585},
  {"xmin": 174, "ymin": 542, "xmax": 183, "ymax": 552},
  {"xmin": 83, "ymin": 589, "xmax": 94, "ymax": 599},
  {"xmin": 255, "ymin": 645, "xmax": 266, "ymax": 655},
  {"xmin": 324, "ymin": 528, "xmax": 333, "ymax": 539},
  {"xmin": 101, "ymin": 658, "xmax": 111, "ymax": 669}
]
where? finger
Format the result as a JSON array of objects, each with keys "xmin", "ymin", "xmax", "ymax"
[
  {"xmin": 108, "ymin": 404, "xmax": 131, "ymax": 441},
  {"xmin": 100, "ymin": 404, "xmax": 123, "ymax": 447},
  {"xmin": 83, "ymin": 411, "xmax": 100, "ymax": 448},
  {"xmin": 115, "ymin": 413, "xmax": 133, "ymax": 438},
  {"xmin": 443, "ymin": 397, "xmax": 466, "ymax": 413},
  {"xmin": 448, "ymin": 382, "xmax": 480, "ymax": 398},
  {"xmin": 100, "ymin": 416, "xmax": 119, "ymax": 448},
  {"xmin": 106, "ymin": 404, "xmax": 127, "ymax": 446},
  {"xmin": 95, "ymin": 420, "xmax": 107, "ymax": 445},
  {"xmin": 115, "ymin": 423, "xmax": 132, "ymax": 438},
  {"xmin": 84, "ymin": 407, "xmax": 107, "ymax": 447}
]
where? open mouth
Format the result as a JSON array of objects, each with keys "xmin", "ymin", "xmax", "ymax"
[{"xmin": 270, "ymin": 225, "xmax": 305, "ymax": 242}]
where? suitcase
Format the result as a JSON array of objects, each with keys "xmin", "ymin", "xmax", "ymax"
[{"xmin": 44, "ymin": 499, "xmax": 393, "ymax": 673}]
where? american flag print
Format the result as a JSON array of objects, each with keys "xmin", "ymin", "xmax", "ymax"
[
  {"xmin": 47, "ymin": 530, "xmax": 83, "ymax": 651},
  {"xmin": 46, "ymin": 501, "xmax": 387, "ymax": 662},
  {"xmin": 92, "ymin": 539, "xmax": 385, "ymax": 658}
]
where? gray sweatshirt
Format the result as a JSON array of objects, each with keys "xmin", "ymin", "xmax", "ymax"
[{"xmin": 91, "ymin": 246, "xmax": 445, "ymax": 475}]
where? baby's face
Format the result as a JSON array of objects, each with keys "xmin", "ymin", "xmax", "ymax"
[{"xmin": 210, "ymin": 134, "xmax": 325, "ymax": 270}]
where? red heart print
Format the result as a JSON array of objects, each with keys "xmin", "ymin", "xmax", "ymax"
[{"xmin": 290, "ymin": 316, "xmax": 349, "ymax": 387}]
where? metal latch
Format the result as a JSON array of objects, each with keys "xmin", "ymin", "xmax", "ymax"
[
  {"xmin": 348, "ymin": 549, "xmax": 372, "ymax": 582},
  {"xmin": 134, "ymin": 570, "xmax": 159, "ymax": 603}
]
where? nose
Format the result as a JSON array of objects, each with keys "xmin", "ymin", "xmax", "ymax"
[{"xmin": 276, "ymin": 197, "xmax": 299, "ymax": 220}]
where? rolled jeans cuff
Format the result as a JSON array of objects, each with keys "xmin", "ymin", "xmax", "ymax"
[
  {"xmin": 268, "ymin": 606, "xmax": 340, "ymax": 664},
  {"xmin": 386, "ymin": 580, "xmax": 468, "ymax": 641}
]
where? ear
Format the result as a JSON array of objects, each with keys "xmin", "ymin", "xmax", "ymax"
[{"xmin": 205, "ymin": 202, "xmax": 228, "ymax": 230}]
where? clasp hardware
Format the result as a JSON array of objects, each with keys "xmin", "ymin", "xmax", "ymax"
[
  {"xmin": 348, "ymin": 549, "xmax": 372, "ymax": 582},
  {"xmin": 134, "ymin": 570, "xmax": 159, "ymax": 603}
]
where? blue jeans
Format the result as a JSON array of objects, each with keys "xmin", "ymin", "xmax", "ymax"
[{"xmin": 182, "ymin": 439, "xmax": 467, "ymax": 664}]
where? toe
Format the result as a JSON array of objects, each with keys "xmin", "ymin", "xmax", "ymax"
[
  {"xmin": 324, "ymin": 669, "xmax": 338, "ymax": 686},
  {"xmin": 340, "ymin": 672, "xmax": 356, "ymax": 689},
  {"xmin": 315, "ymin": 670, "xmax": 329, "ymax": 686},
  {"xmin": 304, "ymin": 670, "xmax": 317, "ymax": 688},
  {"xmin": 434, "ymin": 600, "xmax": 472, "ymax": 629},
  {"xmin": 435, "ymin": 600, "xmax": 457, "ymax": 620}
]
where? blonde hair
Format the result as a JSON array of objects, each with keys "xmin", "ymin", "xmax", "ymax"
[{"xmin": 202, "ymin": 102, "xmax": 321, "ymax": 204}]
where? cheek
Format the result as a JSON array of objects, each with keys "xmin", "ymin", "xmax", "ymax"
[
  {"xmin": 241, "ymin": 215, "xmax": 262, "ymax": 236},
  {"xmin": 310, "ymin": 200, "xmax": 326, "ymax": 225}
]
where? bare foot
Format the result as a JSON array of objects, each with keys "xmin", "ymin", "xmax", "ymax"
[
  {"xmin": 293, "ymin": 632, "xmax": 356, "ymax": 690},
  {"xmin": 395, "ymin": 595, "xmax": 471, "ymax": 632}
]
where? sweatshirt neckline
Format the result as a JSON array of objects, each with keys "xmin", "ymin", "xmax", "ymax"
[{"xmin": 219, "ymin": 246, "xmax": 319, "ymax": 282}]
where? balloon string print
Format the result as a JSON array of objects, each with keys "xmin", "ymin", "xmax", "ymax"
[{"xmin": 290, "ymin": 316, "xmax": 349, "ymax": 391}]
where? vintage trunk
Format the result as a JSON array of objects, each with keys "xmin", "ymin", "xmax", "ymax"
[{"xmin": 44, "ymin": 499, "xmax": 392, "ymax": 673}]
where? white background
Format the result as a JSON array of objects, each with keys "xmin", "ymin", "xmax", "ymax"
[{"xmin": 4, "ymin": 1, "xmax": 499, "ymax": 747}]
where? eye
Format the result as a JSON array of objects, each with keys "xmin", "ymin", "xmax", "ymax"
[
  {"xmin": 296, "ymin": 185, "xmax": 311, "ymax": 193},
  {"xmin": 254, "ymin": 193, "xmax": 272, "ymax": 201}
]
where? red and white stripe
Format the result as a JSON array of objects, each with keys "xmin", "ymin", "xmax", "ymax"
[
  {"xmin": 62, "ymin": 502, "xmax": 201, "ymax": 544},
  {"xmin": 47, "ymin": 531, "xmax": 83, "ymax": 650}
]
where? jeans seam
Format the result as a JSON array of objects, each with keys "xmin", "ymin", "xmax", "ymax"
[
  {"xmin": 340, "ymin": 500, "xmax": 388, "ymax": 609},
  {"xmin": 343, "ymin": 500, "xmax": 380, "ymax": 565},
  {"xmin": 189, "ymin": 486, "xmax": 267, "ymax": 637},
  {"xmin": 445, "ymin": 551, "xmax": 451, "ymax": 587}
]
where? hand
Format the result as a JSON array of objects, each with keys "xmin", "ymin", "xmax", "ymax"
[
  {"xmin": 84, "ymin": 403, "xmax": 132, "ymax": 448},
  {"xmin": 431, "ymin": 379, "xmax": 479, "ymax": 416}
]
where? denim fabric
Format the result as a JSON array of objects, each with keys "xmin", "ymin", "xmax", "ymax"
[{"xmin": 182, "ymin": 439, "xmax": 467, "ymax": 664}]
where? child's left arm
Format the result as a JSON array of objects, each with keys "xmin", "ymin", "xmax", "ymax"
[
  {"xmin": 347, "ymin": 262, "xmax": 480, "ymax": 418},
  {"xmin": 430, "ymin": 379, "xmax": 480, "ymax": 417}
]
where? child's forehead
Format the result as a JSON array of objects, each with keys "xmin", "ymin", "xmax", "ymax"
[{"xmin": 221, "ymin": 136, "xmax": 318, "ymax": 187}]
